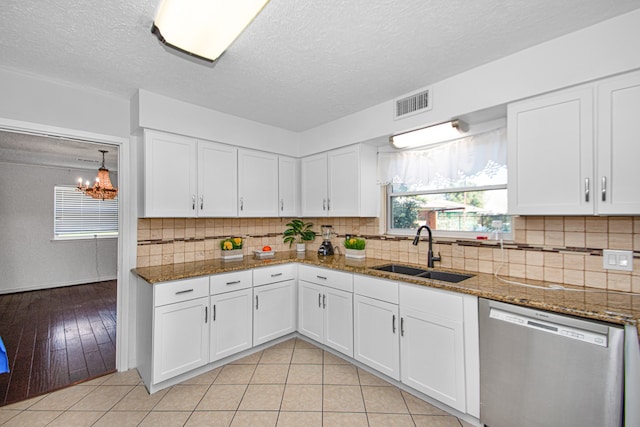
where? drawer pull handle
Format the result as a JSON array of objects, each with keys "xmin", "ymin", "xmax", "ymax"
[
  {"xmin": 271, "ymin": 273, "xmax": 283, "ymax": 277},
  {"xmin": 175, "ymin": 289, "xmax": 194, "ymax": 295},
  {"xmin": 316, "ymin": 275, "xmax": 327, "ymax": 280},
  {"xmin": 226, "ymin": 280, "xmax": 241, "ymax": 285}
]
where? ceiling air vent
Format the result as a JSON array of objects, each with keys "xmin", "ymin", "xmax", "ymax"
[{"xmin": 394, "ymin": 88, "xmax": 432, "ymax": 119}]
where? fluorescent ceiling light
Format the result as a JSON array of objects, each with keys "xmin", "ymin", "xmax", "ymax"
[
  {"xmin": 152, "ymin": 0, "xmax": 270, "ymax": 62},
  {"xmin": 390, "ymin": 119, "xmax": 468, "ymax": 149}
]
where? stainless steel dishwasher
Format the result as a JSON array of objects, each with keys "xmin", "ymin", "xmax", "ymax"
[{"xmin": 479, "ymin": 298, "xmax": 624, "ymax": 427}]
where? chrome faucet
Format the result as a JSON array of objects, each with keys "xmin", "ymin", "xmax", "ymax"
[{"xmin": 412, "ymin": 225, "xmax": 441, "ymax": 268}]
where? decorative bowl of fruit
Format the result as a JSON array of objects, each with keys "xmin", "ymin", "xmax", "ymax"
[{"xmin": 254, "ymin": 245, "xmax": 275, "ymax": 258}]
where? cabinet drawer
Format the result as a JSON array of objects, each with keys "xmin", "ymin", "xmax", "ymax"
[
  {"xmin": 155, "ymin": 276, "xmax": 209, "ymax": 307},
  {"xmin": 253, "ymin": 264, "xmax": 296, "ymax": 287},
  {"xmin": 399, "ymin": 283, "xmax": 463, "ymax": 322},
  {"xmin": 210, "ymin": 270, "xmax": 253, "ymax": 295},
  {"xmin": 353, "ymin": 274, "xmax": 398, "ymax": 304},
  {"xmin": 299, "ymin": 264, "xmax": 353, "ymax": 292}
]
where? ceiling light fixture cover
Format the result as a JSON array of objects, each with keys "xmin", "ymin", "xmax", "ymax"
[
  {"xmin": 151, "ymin": 0, "xmax": 270, "ymax": 62},
  {"xmin": 76, "ymin": 150, "xmax": 118, "ymax": 200},
  {"xmin": 389, "ymin": 119, "xmax": 468, "ymax": 149}
]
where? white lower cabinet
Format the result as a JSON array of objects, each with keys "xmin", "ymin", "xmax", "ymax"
[
  {"xmin": 399, "ymin": 283, "xmax": 467, "ymax": 412},
  {"xmin": 253, "ymin": 280, "xmax": 297, "ymax": 346},
  {"xmin": 210, "ymin": 288, "xmax": 253, "ymax": 362},
  {"xmin": 298, "ymin": 265, "xmax": 353, "ymax": 357},
  {"xmin": 151, "ymin": 277, "xmax": 210, "ymax": 384}
]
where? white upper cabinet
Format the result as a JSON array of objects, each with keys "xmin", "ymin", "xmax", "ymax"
[
  {"xmin": 238, "ymin": 149, "xmax": 279, "ymax": 217},
  {"xmin": 508, "ymin": 70, "xmax": 640, "ymax": 215},
  {"xmin": 198, "ymin": 141, "xmax": 238, "ymax": 217},
  {"xmin": 142, "ymin": 130, "xmax": 237, "ymax": 217},
  {"xmin": 143, "ymin": 130, "xmax": 198, "ymax": 217},
  {"xmin": 507, "ymin": 86, "xmax": 594, "ymax": 215},
  {"xmin": 596, "ymin": 70, "xmax": 640, "ymax": 214},
  {"xmin": 300, "ymin": 144, "xmax": 378, "ymax": 217},
  {"xmin": 278, "ymin": 156, "xmax": 299, "ymax": 217}
]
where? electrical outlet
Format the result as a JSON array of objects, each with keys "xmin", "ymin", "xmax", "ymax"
[{"xmin": 602, "ymin": 249, "xmax": 633, "ymax": 272}]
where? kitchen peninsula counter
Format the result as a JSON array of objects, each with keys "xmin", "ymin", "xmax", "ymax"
[{"xmin": 133, "ymin": 251, "xmax": 640, "ymax": 331}]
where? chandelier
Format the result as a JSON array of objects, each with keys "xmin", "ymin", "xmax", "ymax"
[{"xmin": 76, "ymin": 150, "xmax": 118, "ymax": 200}]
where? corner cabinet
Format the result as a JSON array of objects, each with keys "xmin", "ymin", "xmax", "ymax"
[
  {"xmin": 141, "ymin": 129, "xmax": 237, "ymax": 217},
  {"xmin": 278, "ymin": 156, "xmax": 300, "ymax": 217},
  {"xmin": 300, "ymin": 144, "xmax": 378, "ymax": 217},
  {"xmin": 508, "ymin": 70, "xmax": 640, "ymax": 215}
]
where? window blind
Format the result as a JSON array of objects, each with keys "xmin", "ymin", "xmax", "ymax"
[{"xmin": 54, "ymin": 185, "xmax": 118, "ymax": 239}]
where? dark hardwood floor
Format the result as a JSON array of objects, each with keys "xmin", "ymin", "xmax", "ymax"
[{"xmin": 0, "ymin": 280, "xmax": 117, "ymax": 406}]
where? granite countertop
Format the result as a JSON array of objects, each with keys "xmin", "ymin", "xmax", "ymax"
[{"xmin": 133, "ymin": 251, "xmax": 640, "ymax": 330}]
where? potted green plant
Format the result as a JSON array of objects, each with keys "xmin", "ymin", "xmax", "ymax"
[
  {"xmin": 344, "ymin": 236, "xmax": 366, "ymax": 259},
  {"xmin": 283, "ymin": 219, "xmax": 316, "ymax": 252}
]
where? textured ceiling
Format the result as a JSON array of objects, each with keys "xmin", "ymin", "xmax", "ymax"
[{"xmin": 1, "ymin": 0, "xmax": 640, "ymax": 133}]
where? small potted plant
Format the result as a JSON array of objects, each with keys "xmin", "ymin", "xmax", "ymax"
[
  {"xmin": 283, "ymin": 219, "xmax": 316, "ymax": 252},
  {"xmin": 344, "ymin": 236, "xmax": 366, "ymax": 259},
  {"xmin": 220, "ymin": 236, "xmax": 244, "ymax": 260}
]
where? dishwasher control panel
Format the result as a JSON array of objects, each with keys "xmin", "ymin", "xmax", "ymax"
[{"xmin": 489, "ymin": 307, "xmax": 608, "ymax": 347}]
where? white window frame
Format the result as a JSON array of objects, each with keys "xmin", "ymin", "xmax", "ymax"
[{"xmin": 54, "ymin": 185, "xmax": 118, "ymax": 240}]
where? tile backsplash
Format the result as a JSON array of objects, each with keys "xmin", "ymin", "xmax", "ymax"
[{"xmin": 137, "ymin": 216, "xmax": 640, "ymax": 293}]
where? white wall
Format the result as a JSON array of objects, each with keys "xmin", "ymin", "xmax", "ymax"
[
  {"xmin": 298, "ymin": 8, "xmax": 640, "ymax": 156},
  {"xmin": 132, "ymin": 90, "xmax": 299, "ymax": 155},
  {"xmin": 0, "ymin": 162, "xmax": 118, "ymax": 294}
]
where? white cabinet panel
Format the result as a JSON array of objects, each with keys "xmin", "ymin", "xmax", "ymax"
[
  {"xmin": 238, "ymin": 149, "xmax": 279, "ymax": 217},
  {"xmin": 198, "ymin": 141, "xmax": 238, "ymax": 217},
  {"xmin": 253, "ymin": 280, "xmax": 297, "ymax": 345},
  {"xmin": 353, "ymin": 294, "xmax": 400, "ymax": 380},
  {"xmin": 153, "ymin": 296, "xmax": 209, "ymax": 383},
  {"xmin": 298, "ymin": 280, "xmax": 324, "ymax": 343},
  {"xmin": 300, "ymin": 153, "xmax": 328, "ymax": 217},
  {"xmin": 324, "ymin": 287, "xmax": 353, "ymax": 356},
  {"xmin": 210, "ymin": 288, "xmax": 253, "ymax": 362},
  {"xmin": 278, "ymin": 156, "xmax": 299, "ymax": 216}
]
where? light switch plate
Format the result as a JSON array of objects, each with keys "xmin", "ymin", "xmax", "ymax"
[{"xmin": 602, "ymin": 249, "xmax": 633, "ymax": 272}]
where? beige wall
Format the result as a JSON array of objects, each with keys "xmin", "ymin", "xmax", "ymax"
[{"xmin": 137, "ymin": 216, "xmax": 640, "ymax": 293}]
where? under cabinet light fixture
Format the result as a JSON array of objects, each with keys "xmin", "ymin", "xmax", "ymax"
[
  {"xmin": 389, "ymin": 119, "xmax": 468, "ymax": 149},
  {"xmin": 151, "ymin": 0, "xmax": 270, "ymax": 62}
]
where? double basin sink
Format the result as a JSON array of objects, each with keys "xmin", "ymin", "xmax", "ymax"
[{"xmin": 370, "ymin": 264, "xmax": 473, "ymax": 283}]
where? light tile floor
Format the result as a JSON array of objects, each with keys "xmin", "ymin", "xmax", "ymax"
[{"xmin": 0, "ymin": 338, "xmax": 474, "ymax": 427}]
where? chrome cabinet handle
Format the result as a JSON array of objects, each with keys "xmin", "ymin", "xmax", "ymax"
[
  {"xmin": 327, "ymin": 198, "xmax": 330, "ymax": 211},
  {"xmin": 192, "ymin": 195, "xmax": 196, "ymax": 210},
  {"xmin": 176, "ymin": 289, "xmax": 194, "ymax": 295},
  {"xmin": 226, "ymin": 280, "xmax": 241, "ymax": 285},
  {"xmin": 271, "ymin": 273, "xmax": 283, "ymax": 278},
  {"xmin": 205, "ymin": 306, "xmax": 208, "ymax": 323},
  {"xmin": 322, "ymin": 294, "xmax": 326, "ymax": 309},
  {"xmin": 213, "ymin": 304, "xmax": 216, "ymax": 321},
  {"xmin": 585, "ymin": 178, "xmax": 590, "ymax": 202},
  {"xmin": 240, "ymin": 197, "xmax": 244, "ymax": 211},
  {"xmin": 318, "ymin": 293, "xmax": 322, "ymax": 308},
  {"xmin": 400, "ymin": 317, "xmax": 405, "ymax": 337},
  {"xmin": 280, "ymin": 199, "xmax": 284, "ymax": 211},
  {"xmin": 323, "ymin": 199, "xmax": 326, "ymax": 211},
  {"xmin": 392, "ymin": 314, "xmax": 396, "ymax": 333},
  {"xmin": 255, "ymin": 295, "xmax": 259, "ymax": 310},
  {"xmin": 602, "ymin": 176, "xmax": 607, "ymax": 202},
  {"xmin": 316, "ymin": 275, "xmax": 327, "ymax": 280},
  {"xmin": 200, "ymin": 195, "xmax": 204, "ymax": 210}
]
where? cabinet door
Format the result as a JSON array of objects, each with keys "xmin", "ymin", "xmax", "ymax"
[
  {"xmin": 278, "ymin": 156, "xmax": 299, "ymax": 217},
  {"xmin": 297, "ymin": 280, "xmax": 324, "ymax": 343},
  {"xmin": 324, "ymin": 287, "xmax": 353, "ymax": 357},
  {"xmin": 238, "ymin": 149, "xmax": 279, "ymax": 217},
  {"xmin": 328, "ymin": 146, "xmax": 360, "ymax": 216},
  {"xmin": 144, "ymin": 130, "xmax": 197, "ymax": 217},
  {"xmin": 353, "ymin": 294, "xmax": 400, "ymax": 380},
  {"xmin": 400, "ymin": 306, "xmax": 466, "ymax": 412},
  {"xmin": 253, "ymin": 280, "xmax": 296, "ymax": 345},
  {"xmin": 507, "ymin": 86, "xmax": 594, "ymax": 215},
  {"xmin": 198, "ymin": 141, "xmax": 238, "ymax": 217},
  {"xmin": 300, "ymin": 153, "xmax": 328, "ymax": 217},
  {"xmin": 210, "ymin": 288, "xmax": 253, "ymax": 362},
  {"xmin": 597, "ymin": 71, "xmax": 640, "ymax": 214},
  {"xmin": 153, "ymin": 296, "xmax": 209, "ymax": 383}
]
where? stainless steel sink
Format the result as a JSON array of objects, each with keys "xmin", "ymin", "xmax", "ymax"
[{"xmin": 371, "ymin": 264, "xmax": 473, "ymax": 283}]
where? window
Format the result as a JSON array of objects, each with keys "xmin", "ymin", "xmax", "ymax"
[
  {"xmin": 379, "ymin": 127, "xmax": 511, "ymax": 238},
  {"xmin": 54, "ymin": 185, "xmax": 118, "ymax": 239}
]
